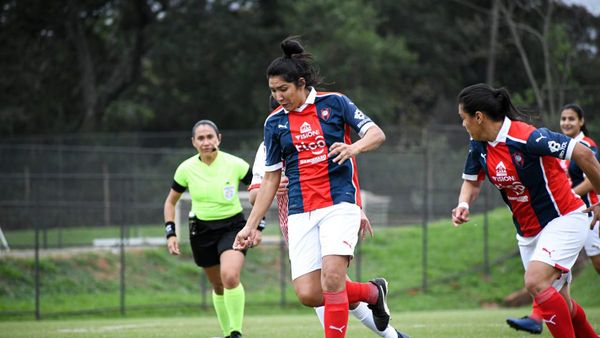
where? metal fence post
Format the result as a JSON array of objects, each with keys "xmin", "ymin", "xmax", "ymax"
[
  {"xmin": 103, "ymin": 163, "xmax": 111, "ymax": 227},
  {"xmin": 34, "ymin": 217, "xmax": 40, "ymax": 320},
  {"xmin": 279, "ymin": 235, "xmax": 286, "ymax": 307},
  {"xmin": 120, "ymin": 218, "xmax": 126, "ymax": 316},
  {"xmin": 483, "ymin": 184, "xmax": 490, "ymax": 277},
  {"xmin": 421, "ymin": 129, "xmax": 429, "ymax": 293}
]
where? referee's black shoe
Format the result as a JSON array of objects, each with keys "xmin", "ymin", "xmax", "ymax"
[
  {"xmin": 367, "ymin": 278, "xmax": 391, "ymax": 331},
  {"xmin": 229, "ymin": 331, "xmax": 242, "ymax": 338}
]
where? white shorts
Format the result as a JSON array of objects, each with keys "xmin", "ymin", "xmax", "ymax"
[
  {"xmin": 517, "ymin": 207, "xmax": 589, "ymax": 291},
  {"xmin": 287, "ymin": 202, "xmax": 360, "ymax": 280},
  {"xmin": 584, "ymin": 221, "xmax": 600, "ymax": 257}
]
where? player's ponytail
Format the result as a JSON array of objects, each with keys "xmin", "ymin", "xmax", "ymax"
[
  {"xmin": 458, "ymin": 83, "xmax": 531, "ymax": 123},
  {"xmin": 267, "ymin": 37, "xmax": 322, "ymax": 88}
]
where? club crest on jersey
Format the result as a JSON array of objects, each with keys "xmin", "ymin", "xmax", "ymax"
[
  {"xmin": 320, "ymin": 108, "xmax": 331, "ymax": 121},
  {"xmin": 223, "ymin": 185, "xmax": 235, "ymax": 200},
  {"xmin": 512, "ymin": 151, "xmax": 525, "ymax": 167}
]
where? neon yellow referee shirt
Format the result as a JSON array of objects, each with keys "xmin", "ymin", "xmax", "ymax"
[{"xmin": 173, "ymin": 151, "xmax": 250, "ymax": 221}]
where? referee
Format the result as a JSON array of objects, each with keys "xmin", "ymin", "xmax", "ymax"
[{"xmin": 163, "ymin": 120, "xmax": 260, "ymax": 338}]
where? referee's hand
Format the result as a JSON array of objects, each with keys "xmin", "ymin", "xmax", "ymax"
[{"xmin": 167, "ymin": 236, "xmax": 180, "ymax": 255}]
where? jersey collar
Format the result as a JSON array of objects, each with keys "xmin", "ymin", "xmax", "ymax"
[
  {"xmin": 284, "ymin": 87, "xmax": 316, "ymax": 114},
  {"xmin": 488, "ymin": 116, "xmax": 512, "ymax": 146},
  {"xmin": 574, "ymin": 131, "xmax": 585, "ymax": 142}
]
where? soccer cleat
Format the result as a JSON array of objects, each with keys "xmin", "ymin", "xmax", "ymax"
[
  {"xmin": 396, "ymin": 329, "xmax": 411, "ymax": 338},
  {"xmin": 229, "ymin": 331, "xmax": 242, "ymax": 338},
  {"xmin": 367, "ymin": 278, "xmax": 391, "ymax": 331},
  {"xmin": 506, "ymin": 316, "xmax": 543, "ymax": 334}
]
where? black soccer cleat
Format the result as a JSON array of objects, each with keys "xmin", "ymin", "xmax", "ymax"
[
  {"xmin": 506, "ymin": 316, "xmax": 543, "ymax": 334},
  {"xmin": 367, "ymin": 278, "xmax": 391, "ymax": 331},
  {"xmin": 396, "ymin": 329, "xmax": 411, "ymax": 338},
  {"xmin": 229, "ymin": 331, "xmax": 243, "ymax": 338}
]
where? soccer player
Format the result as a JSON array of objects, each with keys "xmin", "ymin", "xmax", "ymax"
[
  {"xmin": 233, "ymin": 38, "xmax": 398, "ymax": 338},
  {"xmin": 506, "ymin": 103, "xmax": 600, "ymax": 334},
  {"xmin": 452, "ymin": 83, "xmax": 600, "ymax": 338},
  {"xmin": 163, "ymin": 120, "xmax": 260, "ymax": 338},
  {"xmin": 249, "ymin": 141, "xmax": 410, "ymax": 338}
]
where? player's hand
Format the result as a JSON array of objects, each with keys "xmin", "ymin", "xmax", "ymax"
[
  {"xmin": 451, "ymin": 206, "xmax": 470, "ymax": 227},
  {"xmin": 277, "ymin": 176, "xmax": 289, "ymax": 197},
  {"xmin": 359, "ymin": 209, "xmax": 374, "ymax": 240},
  {"xmin": 329, "ymin": 142, "xmax": 358, "ymax": 165},
  {"xmin": 252, "ymin": 230, "xmax": 263, "ymax": 247},
  {"xmin": 583, "ymin": 202, "xmax": 600, "ymax": 232},
  {"xmin": 167, "ymin": 236, "xmax": 180, "ymax": 255},
  {"xmin": 233, "ymin": 225, "xmax": 258, "ymax": 250}
]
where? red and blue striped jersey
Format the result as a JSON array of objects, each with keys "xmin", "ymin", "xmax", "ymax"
[
  {"xmin": 560, "ymin": 131, "xmax": 599, "ymax": 207},
  {"xmin": 463, "ymin": 117, "xmax": 583, "ymax": 237},
  {"xmin": 263, "ymin": 88, "xmax": 373, "ymax": 215}
]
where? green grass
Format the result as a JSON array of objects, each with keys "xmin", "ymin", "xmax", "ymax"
[
  {"xmin": 2, "ymin": 207, "xmax": 600, "ymax": 319},
  {"xmin": 0, "ymin": 308, "xmax": 598, "ymax": 338}
]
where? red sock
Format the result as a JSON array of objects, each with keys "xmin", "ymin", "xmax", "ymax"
[
  {"xmin": 534, "ymin": 287, "xmax": 575, "ymax": 338},
  {"xmin": 323, "ymin": 290, "xmax": 349, "ymax": 338},
  {"xmin": 345, "ymin": 280, "xmax": 378, "ymax": 304},
  {"xmin": 530, "ymin": 299, "xmax": 542, "ymax": 321},
  {"xmin": 570, "ymin": 299, "xmax": 598, "ymax": 338}
]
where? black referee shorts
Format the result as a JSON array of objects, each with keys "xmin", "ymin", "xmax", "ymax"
[{"xmin": 189, "ymin": 213, "xmax": 247, "ymax": 268}]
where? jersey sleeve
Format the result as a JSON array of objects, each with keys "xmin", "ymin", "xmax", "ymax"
[
  {"xmin": 462, "ymin": 140, "xmax": 485, "ymax": 181},
  {"xmin": 249, "ymin": 142, "xmax": 266, "ymax": 191},
  {"xmin": 526, "ymin": 128, "xmax": 577, "ymax": 160},
  {"xmin": 340, "ymin": 95, "xmax": 375, "ymax": 137},
  {"xmin": 234, "ymin": 156, "xmax": 250, "ymax": 182},
  {"xmin": 264, "ymin": 119, "xmax": 283, "ymax": 172},
  {"xmin": 173, "ymin": 162, "xmax": 188, "ymax": 189}
]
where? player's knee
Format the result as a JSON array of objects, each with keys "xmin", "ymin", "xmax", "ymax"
[
  {"xmin": 220, "ymin": 269, "xmax": 240, "ymax": 288},
  {"xmin": 294, "ymin": 288, "xmax": 322, "ymax": 307},
  {"xmin": 320, "ymin": 270, "xmax": 346, "ymax": 292},
  {"xmin": 524, "ymin": 274, "xmax": 551, "ymax": 296}
]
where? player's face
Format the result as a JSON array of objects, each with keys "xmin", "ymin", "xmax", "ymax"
[
  {"xmin": 560, "ymin": 108, "xmax": 583, "ymax": 138},
  {"xmin": 191, "ymin": 125, "xmax": 220, "ymax": 155},
  {"xmin": 269, "ymin": 75, "xmax": 307, "ymax": 111},
  {"xmin": 458, "ymin": 104, "xmax": 483, "ymax": 140}
]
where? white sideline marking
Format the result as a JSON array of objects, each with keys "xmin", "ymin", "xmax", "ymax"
[{"xmin": 58, "ymin": 323, "xmax": 159, "ymax": 333}]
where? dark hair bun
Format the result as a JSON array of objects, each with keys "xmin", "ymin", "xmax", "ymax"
[{"xmin": 281, "ymin": 38, "xmax": 304, "ymax": 57}]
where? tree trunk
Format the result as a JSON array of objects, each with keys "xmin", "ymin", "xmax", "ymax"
[
  {"xmin": 486, "ymin": 0, "xmax": 500, "ymax": 86},
  {"xmin": 500, "ymin": 1, "xmax": 545, "ymax": 113}
]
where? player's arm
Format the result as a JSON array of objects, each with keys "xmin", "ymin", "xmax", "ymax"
[
  {"xmin": 234, "ymin": 170, "xmax": 281, "ymax": 250},
  {"xmin": 571, "ymin": 143, "xmax": 600, "ymax": 228},
  {"xmin": 330, "ymin": 125, "xmax": 386, "ymax": 165},
  {"xmin": 573, "ymin": 177, "xmax": 594, "ymax": 197},
  {"xmin": 163, "ymin": 188, "xmax": 183, "ymax": 255},
  {"xmin": 452, "ymin": 179, "xmax": 482, "ymax": 227}
]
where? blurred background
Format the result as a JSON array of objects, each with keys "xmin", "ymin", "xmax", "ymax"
[{"xmin": 1, "ymin": 0, "xmax": 600, "ymax": 320}]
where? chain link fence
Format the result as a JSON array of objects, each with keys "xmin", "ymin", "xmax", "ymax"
[{"xmin": 0, "ymin": 126, "xmax": 507, "ymax": 319}]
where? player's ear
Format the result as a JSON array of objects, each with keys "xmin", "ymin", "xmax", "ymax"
[
  {"xmin": 297, "ymin": 77, "xmax": 306, "ymax": 89},
  {"xmin": 475, "ymin": 111, "xmax": 484, "ymax": 125}
]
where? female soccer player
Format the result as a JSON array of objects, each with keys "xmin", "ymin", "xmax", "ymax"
[
  {"xmin": 234, "ymin": 38, "xmax": 396, "ymax": 338},
  {"xmin": 506, "ymin": 103, "xmax": 600, "ymax": 334},
  {"xmin": 452, "ymin": 84, "xmax": 600, "ymax": 338},
  {"xmin": 163, "ymin": 120, "xmax": 260, "ymax": 338},
  {"xmin": 249, "ymin": 140, "xmax": 409, "ymax": 338}
]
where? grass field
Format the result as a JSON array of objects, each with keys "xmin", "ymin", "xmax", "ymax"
[{"xmin": 0, "ymin": 307, "xmax": 598, "ymax": 338}]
